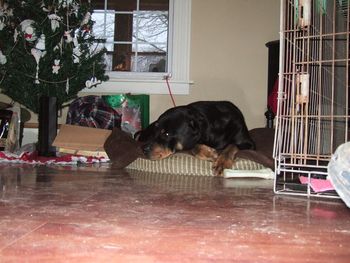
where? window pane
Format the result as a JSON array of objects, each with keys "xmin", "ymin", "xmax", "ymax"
[
  {"xmin": 132, "ymin": 43, "xmax": 167, "ymax": 53},
  {"xmin": 92, "ymin": 0, "xmax": 169, "ymax": 73},
  {"xmin": 92, "ymin": 11, "xmax": 115, "ymax": 44},
  {"xmin": 132, "ymin": 55, "xmax": 167, "ymax": 72},
  {"xmin": 108, "ymin": 44, "xmax": 133, "ymax": 71},
  {"xmin": 133, "ymin": 11, "xmax": 168, "ymax": 46}
]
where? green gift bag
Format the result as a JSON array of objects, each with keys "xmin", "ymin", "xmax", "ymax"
[{"xmin": 102, "ymin": 94, "xmax": 149, "ymax": 136}]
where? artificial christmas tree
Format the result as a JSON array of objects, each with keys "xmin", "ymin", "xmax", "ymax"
[{"xmin": 0, "ymin": 0, "xmax": 109, "ymax": 155}]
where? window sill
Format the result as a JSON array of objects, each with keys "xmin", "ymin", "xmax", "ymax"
[{"xmin": 80, "ymin": 78, "xmax": 192, "ymax": 95}]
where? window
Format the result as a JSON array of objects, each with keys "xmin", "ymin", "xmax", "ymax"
[
  {"xmin": 84, "ymin": 0, "xmax": 191, "ymax": 95},
  {"xmin": 92, "ymin": 0, "xmax": 169, "ymax": 73}
]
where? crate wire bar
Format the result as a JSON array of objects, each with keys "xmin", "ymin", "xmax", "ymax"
[{"xmin": 274, "ymin": 0, "xmax": 349, "ymax": 198}]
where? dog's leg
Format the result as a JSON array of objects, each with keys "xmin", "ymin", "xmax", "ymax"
[
  {"xmin": 191, "ymin": 144, "xmax": 218, "ymax": 161},
  {"xmin": 212, "ymin": 144, "xmax": 239, "ymax": 176}
]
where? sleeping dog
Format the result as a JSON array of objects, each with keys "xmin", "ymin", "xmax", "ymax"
[{"xmin": 136, "ymin": 101, "xmax": 255, "ymax": 176}]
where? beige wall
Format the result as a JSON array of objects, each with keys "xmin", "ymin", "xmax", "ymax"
[
  {"xmin": 0, "ymin": 0, "xmax": 280, "ymax": 130},
  {"xmin": 151, "ymin": 0, "xmax": 280, "ymax": 129}
]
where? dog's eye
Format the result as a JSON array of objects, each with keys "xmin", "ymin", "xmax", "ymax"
[{"xmin": 160, "ymin": 129, "xmax": 170, "ymax": 137}]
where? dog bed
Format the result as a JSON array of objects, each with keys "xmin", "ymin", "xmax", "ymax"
[{"xmin": 126, "ymin": 153, "xmax": 268, "ymax": 177}]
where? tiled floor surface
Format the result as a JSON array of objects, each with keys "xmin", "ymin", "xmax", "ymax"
[{"xmin": 0, "ymin": 163, "xmax": 349, "ymax": 262}]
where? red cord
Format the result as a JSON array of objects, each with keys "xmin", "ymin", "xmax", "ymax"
[{"xmin": 165, "ymin": 76, "xmax": 176, "ymax": 107}]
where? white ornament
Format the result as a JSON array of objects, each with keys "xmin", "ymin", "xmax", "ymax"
[
  {"xmin": 41, "ymin": 1, "xmax": 51, "ymax": 12},
  {"xmin": 52, "ymin": 59, "xmax": 61, "ymax": 74},
  {"xmin": 13, "ymin": 29, "xmax": 19, "ymax": 42},
  {"xmin": 48, "ymin": 14, "xmax": 61, "ymax": 31},
  {"xmin": 0, "ymin": 50, "xmax": 7, "ymax": 65},
  {"xmin": 64, "ymin": 30, "xmax": 73, "ymax": 43},
  {"xmin": 0, "ymin": 3, "xmax": 13, "ymax": 17},
  {"xmin": 59, "ymin": 0, "xmax": 73, "ymax": 9},
  {"xmin": 42, "ymin": 6, "xmax": 50, "ymax": 12},
  {"xmin": 0, "ymin": 3, "xmax": 9, "ymax": 12},
  {"xmin": 0, "ymin": 19, "xmax": 5, "ymax": 31},
  {"xmin": 20, "ymin": 19, "xmax": 37, "ymax": 42},
  {"xmin": 6, "ymin": 8, "xmax": 13, "ymax": 17},
  {"xmin": 71, "ymin": 3, "xmax": 79, "ymax": 16},
  {"xmin": 35, "ymin": 34, "xmax": 46, "ymax": 50},
  {"xmin": 66, "ymin": 78, "xmax": 69, "ymax": 94},
  {"xmin": 54, "ymin": 39, "xmax": 63, "ymax": 55},
  {"xmin": 73, "ymin": 46, "xmax": 81, "ymax": 63},
  {"xmin": 85, "ymin": 77, "xmax": 101, "ymax": 88},
  {"xmin": 73, "ymin": 37, "xmax": 78, "ymax": 47},
  {"xmin": 31, "ymin": 49, "xmax": 42, "ymax": 65},
  {"xmin": 31, "ymin": 48, "xmax": 43, "ymax": 84},
  {"xmin": 81, "ymin": 12, "xmax": 91, "ymax": 26}
]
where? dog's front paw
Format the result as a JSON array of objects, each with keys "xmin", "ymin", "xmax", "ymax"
[
  {"xmin": 212, "ymin": 156, "xmax": 234, "ymax": 176},
  {"xmin": 212, "ymin": 144, "xmax": 239, "ymax": 176},
  {"xmin": 192, "ymin": 144, "xmax": 218, "ymax": 161}
]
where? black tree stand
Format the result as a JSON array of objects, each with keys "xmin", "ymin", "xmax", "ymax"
[{"xmin": 38, "ymin": 96, "xmax": 58, "ymax": 157}]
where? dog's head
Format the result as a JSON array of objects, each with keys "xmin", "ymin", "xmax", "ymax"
[{"xmin": 136, "ymin": 106, "xmax": 202, "ymax": 160}]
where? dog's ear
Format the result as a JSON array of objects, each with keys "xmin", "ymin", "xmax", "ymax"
[{"xmin": 135, "ymin": 121, "xmax": 158, "ymax": 142}]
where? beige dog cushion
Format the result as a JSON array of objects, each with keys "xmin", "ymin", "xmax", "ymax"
[{"xmin": 126, "ymin": 153, "xmax": 266, "ymax": 176}]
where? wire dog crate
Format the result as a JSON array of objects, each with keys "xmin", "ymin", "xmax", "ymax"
[{"xmin": 274, "ymin": 0, "xmax": 349, "ymax": 198}]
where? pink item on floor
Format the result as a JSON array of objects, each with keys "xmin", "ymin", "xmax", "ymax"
[{"xmin": 299, "ymin": 176, "xmax": 335, "ymax": 193}]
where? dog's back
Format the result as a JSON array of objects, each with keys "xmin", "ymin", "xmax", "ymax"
[{"xmin": 186, "ymin": 101, "xmax": 254, "ymax": 150}]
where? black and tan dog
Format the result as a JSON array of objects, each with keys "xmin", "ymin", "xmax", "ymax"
[{"xmin": 136, "ymin": 101, "xmax": 255, "ymax": 176}]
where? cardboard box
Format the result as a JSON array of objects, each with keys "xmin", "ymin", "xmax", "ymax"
[{"xmin": 53, "ymin": 124, "xmax": 112, "ymax": 158}]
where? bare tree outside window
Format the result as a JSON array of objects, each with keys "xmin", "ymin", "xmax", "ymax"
[
  {"xmin": 91, "ymin": 0, "xmax": 169, "ymax": 73},
  {"xmin": 132, "ymin": 11, "xmax": 168, "ymax": 72}
]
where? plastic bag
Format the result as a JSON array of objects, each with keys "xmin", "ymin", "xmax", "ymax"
[{"xmin": 103, "ymin": 94, "xmax": 149, "ymax": 136}]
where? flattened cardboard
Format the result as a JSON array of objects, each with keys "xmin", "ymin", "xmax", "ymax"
[
  {"xmin": 57, "ymin": 148, "xmax": 109, "ymax": 158},
  {"xmin": 53, "ymin": 124, "xmax": 112, "ymax": 153}
]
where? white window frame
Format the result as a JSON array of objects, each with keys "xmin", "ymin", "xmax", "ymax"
[{"xmin": 82, "ymin": 0, "xmax": 191, "ymax": 95}]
